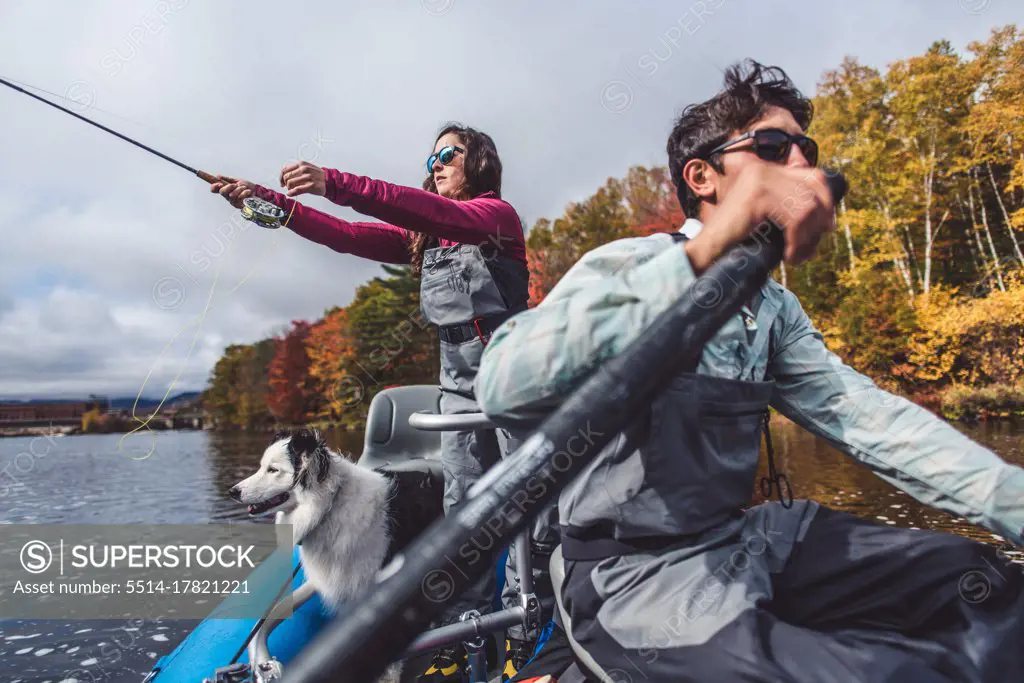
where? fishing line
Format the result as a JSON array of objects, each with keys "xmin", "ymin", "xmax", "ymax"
[
  {"xmin": 117, "ymin": 200, "xmax": 298, "ymax": 459},
  {"xmin": 0, "ymin": 74, "xmax": 163, "ymax": 136},
  {"xmin": 118, "ymin": 256, "xmax": 225, "ymax": 460},
  {"xmin": 0, "ymin": 74, "xmax": 287, "ymax": 228},
  {"xmin": 227, "ymin": 200, "xmax": 297, "ymax": 294},
  {"xmin": 0, "ymin": 72, "xmax": 298, "ymax": 453}
]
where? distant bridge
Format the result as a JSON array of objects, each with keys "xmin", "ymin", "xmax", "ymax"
[
  {"xmin": 0, "ymin": 417, "xmax": 83, "ymax": 428},
  {"xmin": 0, "ymin": 412, "xmax": 207, "ymax": 431}
]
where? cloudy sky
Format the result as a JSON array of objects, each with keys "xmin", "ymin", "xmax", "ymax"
[{"xmin": 0, "ymin": 0, "xmax": 1017, "ymax": 400}]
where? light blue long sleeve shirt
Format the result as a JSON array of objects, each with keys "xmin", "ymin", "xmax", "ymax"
[{"xmin": 475, "ymin": 219, "xmax": 1024, "ymax": 546}]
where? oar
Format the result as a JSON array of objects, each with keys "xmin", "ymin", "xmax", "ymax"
[{"xmin": 283, "ymin": 171, "xmax": 848, "ymax": 683}]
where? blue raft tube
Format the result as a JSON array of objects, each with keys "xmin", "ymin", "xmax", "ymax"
[{"xmin": 144, "ymin": 385, "xmax": 517, "ymax": 683}]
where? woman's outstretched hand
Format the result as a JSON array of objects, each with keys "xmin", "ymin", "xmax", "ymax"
[
  {"xmin": 209, "ymin": 175, "xmax": 255, "ymax": 209},
  {"xmin": 280, "ymin": 161, "xmax": 327, "ymax": 197}
]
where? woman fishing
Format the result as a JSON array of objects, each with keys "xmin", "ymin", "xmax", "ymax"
[{"xmin": 209, "ymin": 124, "xmax": 539, "ymax": 682}]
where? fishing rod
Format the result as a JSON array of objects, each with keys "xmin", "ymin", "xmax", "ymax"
[
  {"xmin": 0, "ymin": 75, "xmax": 286, "ymax": 228},
  {"xmin": 282, "ymin": 171, "xmax": 849, "ymax": 683}
]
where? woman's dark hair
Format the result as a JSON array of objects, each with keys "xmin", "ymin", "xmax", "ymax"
[
  {"xmin": 667, "ymin": 59, "xmax": 814, "ymax": 218},
  {"xmin": 409, "ymin": 123, "xmax": 503, "ymax": 275}
]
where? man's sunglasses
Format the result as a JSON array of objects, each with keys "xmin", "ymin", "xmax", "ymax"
[
  {"xmin": 426, "ymin": 145, "xmax": 465, "ymax": 174},
  {"xmin": 704, "ymin": 128, "xmax": 818, "ymax": 167}
]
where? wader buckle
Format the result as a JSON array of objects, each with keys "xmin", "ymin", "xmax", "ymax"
[{"xmin": 472, "ymin": 317, "xmax": 491, "ymax": 346}]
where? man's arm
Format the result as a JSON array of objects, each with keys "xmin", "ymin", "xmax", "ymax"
[
  {"xmin": 769, "ymin": 286, "xmax": 1024, "ymax": 545},
  {"xmin": 475, "ymin": 234, "xmax": 698, "ymax": 426}
]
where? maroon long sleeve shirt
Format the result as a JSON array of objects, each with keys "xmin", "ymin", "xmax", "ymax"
[{"xmin": 253, "ymin": 170, "xmax": 526, "ymax": 265}]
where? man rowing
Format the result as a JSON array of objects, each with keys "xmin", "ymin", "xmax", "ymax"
[{"xmin": 474, "ymin": 59, "xmax": 1024, "ymax": 682}]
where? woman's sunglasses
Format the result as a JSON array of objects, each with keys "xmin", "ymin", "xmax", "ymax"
[
  {"xmin": 426, "ymin": 145, "xmax": 465, "ymax": 174},
  {"xmin": 704, "ymin": 128, "xmax": 818, "ymax": 167}
]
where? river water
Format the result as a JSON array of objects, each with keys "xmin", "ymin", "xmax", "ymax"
[{"xmin": 0, "ymin": 421, "xmax": 1021, "ymax": 682}]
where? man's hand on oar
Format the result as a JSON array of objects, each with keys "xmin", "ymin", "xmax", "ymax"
[
  {"xmin": 280, "ymin": 161, "xmax": 327, "ymax": 197},
  {"xmin": 209, "ymin": 174, "xmax": 255, "ymax": 209}
]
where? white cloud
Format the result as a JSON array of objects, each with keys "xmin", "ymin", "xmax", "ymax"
[{"xmin": 0, "ymin": 0, "xmax": 1017, "ymax": 399}]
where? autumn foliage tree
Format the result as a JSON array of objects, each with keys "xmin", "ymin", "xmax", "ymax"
[
  {"xmin": 338, "ymin": 265, "xmax": 439, "ymax": 429},
  {"xmin": 525, "ymin": 167, "xmax": 679, "ymax": 303},
  {"xmin": 202, "ymin": 341, "xmax": 275, "ymax": 430},
  {"xmin": 266, "ymin": 320, "xmax": 318, "ymax": 425},
  {"xmin": 306, "ymin": 307, "xmax": 358, "ymax": 424}
]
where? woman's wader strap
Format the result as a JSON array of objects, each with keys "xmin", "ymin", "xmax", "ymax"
[{"xmin": 437, "ymin": 308, "xmax": 523, "ymax": 347}]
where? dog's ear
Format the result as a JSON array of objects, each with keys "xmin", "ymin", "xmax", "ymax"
[
  {"xmin": 297, "ymin": 448, "xmax": 330, "ymax": 487},
  {"xmin": 272, "ymin": 428, "xmax": 292, "ymax": 445},
  {"xmin": 292, "ymin": 428, "xmax": 329, "ymax": 487},
  {"xmin": 290, "ymin": 428, "xmax": 323, "ymax": 454}
]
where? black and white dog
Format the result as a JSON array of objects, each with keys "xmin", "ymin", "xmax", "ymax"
[{"xmin": 228, "ymin": 427, "xmax": 443, "ymax": 615}]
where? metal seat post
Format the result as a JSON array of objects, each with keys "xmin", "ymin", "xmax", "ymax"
[{"xmin": 407, "ymin": 406, "xmax": 540, "ymax": 674}]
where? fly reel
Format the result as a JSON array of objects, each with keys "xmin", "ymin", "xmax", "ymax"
[{"xmin": 241, "ymin": 196, "xmax": 288, "ymax": 229}]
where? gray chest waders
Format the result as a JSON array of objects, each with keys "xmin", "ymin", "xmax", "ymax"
[
  {"xmin": 672, "ymin": 231, "xmax": 791, "ymax": 510},
  {"xmin": 556, "ymin": 252, "xmax": 1021, "ymax": 682},
  {"xmin": 419, "ymin": 243, "xmax": 543, "ymax": 628},
  {"xmin": 558, "ymin": 231, "xmax": 792, "ymax": 556},
  {"xmin": 419, "ymin": 244, "xmax": 522, "ymax": 509}
]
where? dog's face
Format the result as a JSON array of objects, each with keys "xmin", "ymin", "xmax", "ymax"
[{"xmin": 228, "ymin": 428, "xmax": 331, "ymax": 517}]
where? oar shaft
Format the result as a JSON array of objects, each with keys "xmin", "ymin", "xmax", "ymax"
[{"xmin": 0, "ymin": 75, "xmax": 211, "ymax": 182}]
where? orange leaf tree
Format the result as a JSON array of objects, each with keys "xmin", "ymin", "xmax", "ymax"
[
  {"xmin": 267, "ymin": 320, "xmax": 318, "ymax": 425},
  {"xmin": 306, "ymin": 307, "xmax": 359, "ymax": 424}
]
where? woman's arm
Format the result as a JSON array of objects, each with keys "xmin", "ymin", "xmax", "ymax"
[
  {"xmin": 277, "ymin": 162, "xmax": 525, "ymax": 259},
  {"xmin": 252, "ymin": 184, "xmax": 412, "ymax": 264},
  {"xmin": 326, "ymin": 171, "xmax": 522, "ymax": 252},
  {"xmin": 210, "ymin": 176, "xmax": 412, "ymax": 265}
]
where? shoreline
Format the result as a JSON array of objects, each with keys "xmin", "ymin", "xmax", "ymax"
[
  {"xmin": 0, "ymin": 425, "xmax": 78, "ymax": 439},
  {"xmin": 0, "ymin": 425, "xmax": 207, "ymax": 439},
  {"xmin": 4, "ymin": 384, "xmax": 1020, "ymax": 438}
]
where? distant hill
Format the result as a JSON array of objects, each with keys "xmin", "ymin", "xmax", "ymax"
[
  {"xmin": 107, "ymin": 392, "xmax": 202, "ymax": 410},
  {"xmin": 0, "ymin": 392, "xmax": 202, "ymax": 409}
]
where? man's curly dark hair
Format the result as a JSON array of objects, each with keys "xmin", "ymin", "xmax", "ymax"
[{"xmin": 667, "ymin": 59, "xmax": 814, "ymax": 218}]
